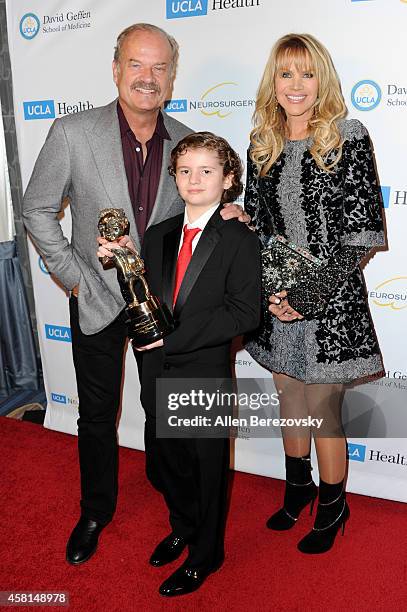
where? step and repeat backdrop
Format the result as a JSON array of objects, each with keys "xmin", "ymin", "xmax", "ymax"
[{"xmin": 5, "ymin": 0, "xmax": 407, "ymax": 502}]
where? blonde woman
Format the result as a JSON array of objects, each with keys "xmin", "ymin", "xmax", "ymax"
[{"xmin": 245, "ymin": 34, "xmax": 384, "ymax": 554}]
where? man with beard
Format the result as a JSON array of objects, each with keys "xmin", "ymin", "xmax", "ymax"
[{"xmin": 23, "ymin": 23, "xmax": 247, "ymax": 565}]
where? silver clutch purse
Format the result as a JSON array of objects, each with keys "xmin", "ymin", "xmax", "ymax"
[{"xmin": 261, "ymin": 235, "xmax": 324, "ymax": 296}]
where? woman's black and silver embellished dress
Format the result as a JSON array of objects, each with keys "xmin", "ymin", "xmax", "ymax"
[{"xmin": 244, "ymin": 119, "xmax": 385, "ymax": 384}]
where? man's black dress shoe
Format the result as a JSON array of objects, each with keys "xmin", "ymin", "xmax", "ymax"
[
  {"xmin": 149, "ymin": 533, "xmax": 186, "ymax": 567},
  {"xmin": 66, "ymin": 517, "xmax": 105, "ymax": 565},
  {"xmin": 159, "ymin": 563, "xmax": 220, "ymax": 597}
]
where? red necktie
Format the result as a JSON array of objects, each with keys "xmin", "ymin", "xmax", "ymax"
[{"xmin": 173, "ymin": 226, "xmax": 201, "ymax": 307}]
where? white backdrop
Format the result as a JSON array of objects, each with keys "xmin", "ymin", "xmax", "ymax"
[
  {"xmin": 0, "ymin": 96, "xmax": 14, "ymax": 243},
  {"xmin": 5, "ymin": 0, "xmax": 407, "ymax": 502}
]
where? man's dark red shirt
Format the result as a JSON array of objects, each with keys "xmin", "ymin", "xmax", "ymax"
[{"xmin": 117, "ymin": 102, "xmax": 170, "ymax": 241}]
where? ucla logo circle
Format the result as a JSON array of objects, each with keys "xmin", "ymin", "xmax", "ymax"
[
  {"xmin": 351, "ymin": 80, "xmax": 381, "ymax": 111},
  {"xmin": 19, "ymin": 13, "xmax": 40, "ymax": 40},
  {"xmin": 38, "ymin": 256, "xmax": 50, "ymax": 274}
]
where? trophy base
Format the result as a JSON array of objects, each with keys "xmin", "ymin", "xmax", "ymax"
[{"xmin": 125, "ymin": 298, "xmax": 174, "ymax": 347}]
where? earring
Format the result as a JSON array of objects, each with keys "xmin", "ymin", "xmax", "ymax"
[{"xmin": 272, "ymin": 97, "xmax": 279, "ymax": 117}]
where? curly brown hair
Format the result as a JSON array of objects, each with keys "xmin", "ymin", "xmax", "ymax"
[{"xmin": 169, "ymin": 132, "xmax": 243, "ymax": 204}]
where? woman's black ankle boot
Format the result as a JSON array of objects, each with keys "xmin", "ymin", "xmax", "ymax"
[
  {"xmin": 266, "ymin": 454, "xmax": 318, "ymax": 531},
  {"xmin": 297, "ymin": 478, "xmax": 350, "ymax": 554}
]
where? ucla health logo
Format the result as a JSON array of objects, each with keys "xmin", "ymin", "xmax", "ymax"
[
  {"xmin": 164, "ymin": 99, "xmax": 188, "ymax": 113},
  {"xmin": 351, "ymin": 80, "xmax": 381, "ymax": 111},
  {"xmin": 24, "ymin": 100, "xmax": 55, "ymax": 120},
  {"xmin": 24, "ymin": 99, "xmax": 93, "ymax": 121},
  {"xmin": 19, "ymin": 13, "xmax": 40, "ymax": 39},
  {"xmin": 379, "ymin": 185, "xmax": 407, "ymax": 208},
  {"xmin": 348, "ymin": 443, "xmax": 366, "ymax": 462},
  {"xmin": 51, "ymin": 392, "xmax": 79, "ymax": 406},
  {"xmin": 45, "ymin": 324, "xmax": 72, "ymax": 343},
  {"xmin": 381, "ymin": 186, "xmax": 391, "ymax": 209},
  {"xmin": 51, "ymin": 393, "xmax": 67, "ymax": 404},
  {"xmin": 167, "ymin": 0, "xmax": 208, "ymax": 18}
]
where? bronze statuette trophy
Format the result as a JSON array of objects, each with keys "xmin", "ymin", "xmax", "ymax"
[{"xmin": 98, "ymin": 208, "xmax": 174, "ymax": 346}]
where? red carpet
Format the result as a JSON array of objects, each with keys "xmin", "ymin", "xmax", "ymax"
[{"xmin": 0, "ymin": 417, "xmax": 405, "ymax": 611}]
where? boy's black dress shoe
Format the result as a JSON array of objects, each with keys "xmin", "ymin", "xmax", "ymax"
[
  {"xmin": 66, "ymin": 517, "xmax": 105, "ymax": 565},
  {"xmin": 149, "ymin": 533, "xmax": 186, "ymax": 567},
  {"xmin": 159, "ymin": 562, "xmax": 221, "ymax": 597}
]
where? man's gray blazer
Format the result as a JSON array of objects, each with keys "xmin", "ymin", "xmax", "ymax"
[{"xmin": 23, "ymin": 99, "xmax": 193, "ymax": 335}]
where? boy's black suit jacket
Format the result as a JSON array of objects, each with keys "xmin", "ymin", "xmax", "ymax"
[{"xmin": 139, "ymin": 205, "xmax": 261, "ymax": 417}]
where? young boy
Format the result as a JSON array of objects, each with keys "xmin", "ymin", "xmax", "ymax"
[{"xmin": 105, "ymin": 133, "xmax": 260, "ymax": 596}]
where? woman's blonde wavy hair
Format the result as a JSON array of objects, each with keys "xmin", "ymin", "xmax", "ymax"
[{"xmin": 250, "ymin": 33, "xmax": 347, "ymax": 176}]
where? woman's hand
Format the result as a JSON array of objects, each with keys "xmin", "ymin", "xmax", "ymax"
[
  {"xmin": 96, "ymin": 235, "xmax": 136, "ymax": 259},
  {"xmin": 133, "ymin": 339, "xmax": 164, "ymax": 352},
  {"xmin": 268, "ymin": 290, "xmax": 304, "ymax": 322},
  {"xmin": 221, "ymin": 202, "xmax": 251, "ymax": 224}
]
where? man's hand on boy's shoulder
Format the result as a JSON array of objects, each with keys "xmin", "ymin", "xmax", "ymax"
[{"xmin": 220, "ymin": 202, "xmax": 251, "ymax": 224}]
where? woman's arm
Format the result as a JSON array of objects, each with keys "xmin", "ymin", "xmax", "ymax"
[
  {"xmin": 287, "ymin": 120, "xmax": 385, "ymax": 318},
  {"xmin": 287, "ymin": 246, "xmax": 368, "ymax": 317}
]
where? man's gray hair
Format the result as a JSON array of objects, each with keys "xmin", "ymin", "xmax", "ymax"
[{"xmin": 114, "ymin": 23, "xmax": 179, "ymax": 77}]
